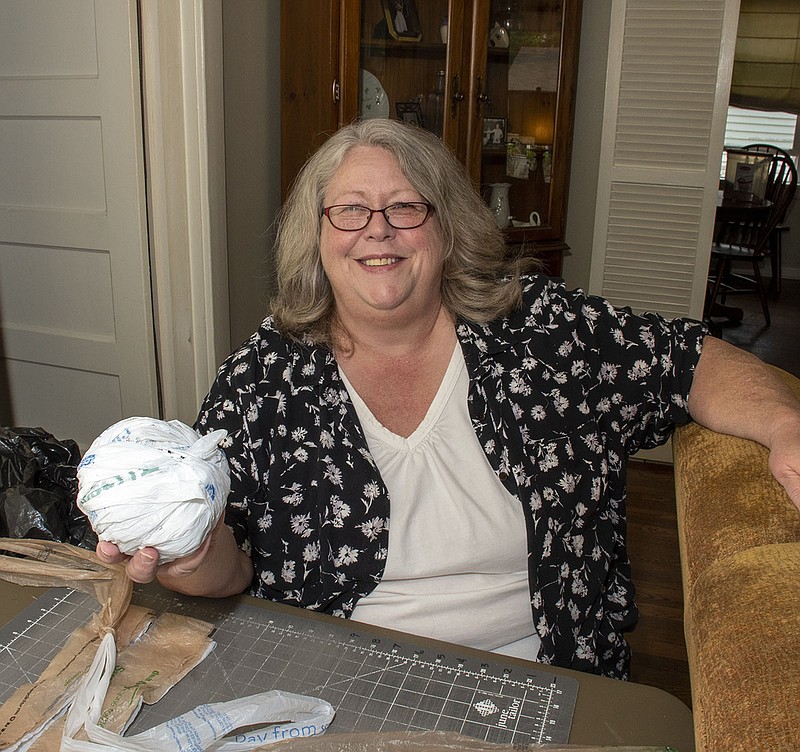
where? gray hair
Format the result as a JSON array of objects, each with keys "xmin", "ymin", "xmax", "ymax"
[{"xmin": 271, "ymin": 118, "xmax": 526, "ymax": 345}]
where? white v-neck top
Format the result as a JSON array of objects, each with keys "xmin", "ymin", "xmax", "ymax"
[{"xmin": 343, "ymin": 345, "xmax": 541, "ymax": 660}]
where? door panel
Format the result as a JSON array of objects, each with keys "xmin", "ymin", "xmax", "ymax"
[
  {"xmin": 0, "ymin": 0, "xmax": 158, "ymax": 449},
  {"xmin": 280, "ymin": 0, "xmax": 340, "ymax": 200}
]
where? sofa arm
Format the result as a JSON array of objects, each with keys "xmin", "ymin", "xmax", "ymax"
[
  {"xmin": 673, "ymin": 422, "xmax": 800, "ymax": 593},
  {"xmin": 683, "ymin": 543, "xmax": 800, "ymax": 751},
  {"xmin": 673, "ymin": 367, "xmax": 800, "ymax": 751}
]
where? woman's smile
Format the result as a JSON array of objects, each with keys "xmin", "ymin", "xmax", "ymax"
[{"xmin": 359, "ymin": 255, "xmax": 402, "ymax": 267}]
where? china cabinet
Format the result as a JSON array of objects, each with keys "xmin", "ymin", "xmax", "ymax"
[{"xmin": 280, "ymin": 0, "xmax": 582, "ymax": 273}]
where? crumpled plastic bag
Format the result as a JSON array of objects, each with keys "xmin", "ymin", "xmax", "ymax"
[
  {"xmin": 0, "ymin": 538, "xmax": 336, "ymax": 752},
  {"xmin": 62, "ymin": 635, "xmax": 335, "ymax": 752},
  {"xmin": 0, "ymin": 426, "xmax": 96, "ymax": 549},
  {"xmin": 76, "ymin": 417, "xmax": 230, "ymax": 562},
  {"xmin": 0, "ymin": 537, "xmax": 132, "ymax": 631}
]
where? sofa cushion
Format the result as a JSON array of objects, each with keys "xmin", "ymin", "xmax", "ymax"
[{"xmin": 685, "ymin": 543, "xmax": 800, "ymax": 751}]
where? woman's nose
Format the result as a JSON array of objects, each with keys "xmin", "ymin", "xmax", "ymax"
[{"xmin": 364, "ymin": 209, "xmax": 394, "ymax": 237}]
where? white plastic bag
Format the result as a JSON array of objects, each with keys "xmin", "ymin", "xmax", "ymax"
[
  {"xmin": 60, "ymin": 633, "xmax": 335, "ymax": 752},
  {"xmin": 76, "ymin": 417, "xmax": 231, "ymax": 562}
]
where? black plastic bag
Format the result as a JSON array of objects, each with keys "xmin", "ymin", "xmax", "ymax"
[{"xmin": 0, "ymin": 427, "xmax": 97, "ymax": 549}]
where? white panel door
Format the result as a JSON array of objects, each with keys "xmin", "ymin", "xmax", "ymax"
[{"xmin": 0, "ymin": 0, "xmax": 159, "ymax": 449}]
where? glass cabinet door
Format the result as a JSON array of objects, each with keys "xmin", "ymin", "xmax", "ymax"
[
  {"xmin": 357, "ymin": 0, "xmax": 464, "ymax": 145},
  {"xmin": 473, "ymin": 0, "xmax": 571, "ymax": 238}
]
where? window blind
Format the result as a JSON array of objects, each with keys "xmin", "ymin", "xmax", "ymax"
[
  {"xmin": 730, "ymin": 0, "xmax": 800, "ymax": 114},
  {"xmin": 724, "ymin": 105, "xmax": 797, "ymax": 150}
]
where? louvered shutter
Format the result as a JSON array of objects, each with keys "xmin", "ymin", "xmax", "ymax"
[{"xmin": 588, "ymin": 0, "xmax": 741, "ymax": 319}]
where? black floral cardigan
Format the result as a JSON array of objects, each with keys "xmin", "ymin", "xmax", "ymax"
[{"xmin": 196, "ymin": 275, "xmax": 706, "ymax": 679}]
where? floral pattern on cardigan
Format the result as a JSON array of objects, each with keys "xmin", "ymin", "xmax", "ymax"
[{"xmin": 195, "ymin": 275, "xmax": 707, "ymax": 679}]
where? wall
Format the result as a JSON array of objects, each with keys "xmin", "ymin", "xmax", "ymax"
[
  {"xmin": 783, "ymin": 117, "xmax": 800, "ymax": 278},
  {"xmin": 562, "ymin": 3, "xmax": 612, "ymax": 290},
  {"xmin": 222, "ymin": 1, "xmax": 281, "ymax": 349},
  {"xmin": 782, "ymin": 198, "xmax": 800, "ymax": 278}
]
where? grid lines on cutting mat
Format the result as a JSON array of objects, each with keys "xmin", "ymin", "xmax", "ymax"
[{"xmin": 0, "ymin": 587, "xmax": 577, "ymax": 745}]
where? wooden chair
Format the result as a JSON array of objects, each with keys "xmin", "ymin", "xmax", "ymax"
[
  {"xmin": 708, "ymin": 146, "xmax": 797, "ymax": 326},
  {"xmin": 740, "ymin": 144, "xmax": 797, "ymax": 294}
]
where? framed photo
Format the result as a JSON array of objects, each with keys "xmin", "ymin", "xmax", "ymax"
[
  {"xmin": 482, "ymin": 117, "xmax": 507, "ymax": 147},
  {"xmin": 396, "ymin": 101, "xmax": 424, "ymax": 128},
  {"xmin": 379, "ymin": 0, "xmax": 422, "ymax": 42}
]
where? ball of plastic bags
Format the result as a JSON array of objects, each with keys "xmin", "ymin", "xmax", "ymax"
[{"xmin": 76, "ymin": 417, "xmax": 230, "ymax": 563}]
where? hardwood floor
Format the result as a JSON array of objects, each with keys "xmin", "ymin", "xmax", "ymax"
[
  {"xmin": 625, "ymin": 462, "xmax": 691, "ymax": 706},
  {"xmin": 713, "ymin": 278, "xmax": 800, "ymax": 376},
  {"xmin": 624, "ymin": 277, "xmax": 800, "ymax": 709}
]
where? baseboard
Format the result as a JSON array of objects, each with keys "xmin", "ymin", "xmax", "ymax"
[
  {"xmin": 632, "ymin": 439, "xmax": 673, "ymax": 465},
  {"xmin": 781, "ymin": 266, "xmax": 800, "ymax": 280}
]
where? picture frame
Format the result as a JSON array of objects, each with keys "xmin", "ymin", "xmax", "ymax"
[
  {"xmin": 482, "ymin": 117, "xmax": 507, "ymax": 147},
  {"xmin": 378, "ymin": 0, "xmax": 423, "ymax": 42},
  {"xmin": 396, "ymin": 101, "xmax": 424, "ymax": 128}
]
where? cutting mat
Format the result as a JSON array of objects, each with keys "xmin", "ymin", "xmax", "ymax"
[{"xmin": 0, "ymin": 587, "xmax": 578, "ymax": 745}]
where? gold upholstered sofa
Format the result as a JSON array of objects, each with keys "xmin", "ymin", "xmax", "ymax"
[{"xmin": 672, "ymin": 367, "xmax": 800, "ymax": 751}]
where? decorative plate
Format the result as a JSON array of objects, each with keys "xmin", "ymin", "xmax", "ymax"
[{"xmin": 359, "ymin": 69, "xmax": 390, "ymax": 119}]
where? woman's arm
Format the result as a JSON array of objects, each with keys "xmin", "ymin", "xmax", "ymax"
[
  {"xmin": 688, "ymin": 335, "xmax": 800, "ymax": 511},
  {"xmin": 96, "ymin": 515, "xmax": 254, "ymax": 597}
]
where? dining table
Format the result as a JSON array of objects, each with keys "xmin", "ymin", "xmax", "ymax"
[{"xmin": 715, "ymin": 188, "xmax": 771, "ymax": 223}]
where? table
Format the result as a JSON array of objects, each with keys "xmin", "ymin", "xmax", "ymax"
[
  {"xmin": 715, "ymin": 189, "xmax": 771, "ymax": 223},
  {"xmin": 0, "ymin": 579, "xmax": 696, "ymax": 750}
]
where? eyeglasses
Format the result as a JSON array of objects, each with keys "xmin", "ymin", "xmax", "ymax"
[{"xmin": 323, "ymin": 202, "xmax": 434, "ymax": 231}]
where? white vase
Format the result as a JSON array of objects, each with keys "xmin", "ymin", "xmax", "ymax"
[{"xmin": 488, "ymin": 182, "xmax": 511, "ymax": 229}]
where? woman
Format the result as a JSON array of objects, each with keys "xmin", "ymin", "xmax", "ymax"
[{"xmin": 98, "ymin": 119, "xmax": 800, "ymax": 679}]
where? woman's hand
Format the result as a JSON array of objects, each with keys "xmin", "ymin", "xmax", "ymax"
[
  {"xmin": 768, "ymin": 420, "xmax": 800, "ymax": 513},
  {"xmin": 96, "ymin": 530, "xmax": 213, "ymax": 583},
  {"xmin": 95, "ymin": 515, "xmax": 253, "ymax": 597}
]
